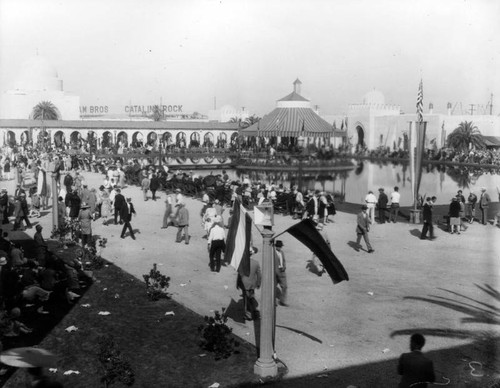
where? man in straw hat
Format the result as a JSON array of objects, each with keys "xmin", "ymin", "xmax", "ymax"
[{"xmin": 78, "ymin": 202, "xmax": 93, "ymax": 246}]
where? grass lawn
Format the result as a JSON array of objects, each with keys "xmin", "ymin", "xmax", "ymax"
[{"xmin": 2, "ymin": 245, "xmax": 263, "ymax": 388}]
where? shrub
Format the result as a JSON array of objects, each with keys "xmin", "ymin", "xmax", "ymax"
[
  {"xmin": 97, "ymin": 335, "xmax": 135, "ymax": 387},
  {"xmin": 142, "ymin": 264, "xmax": 170, "ymax": 301},
  {"xmin": 198, "ymin": 309, "xmax": 240, "ymax": 360}
]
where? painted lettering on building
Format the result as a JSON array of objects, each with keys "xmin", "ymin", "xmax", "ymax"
[
  {"xmin": 80, "ymin": 106, "xmax": 109, "ymax": 114},
  {"xmin": 124, "ymin": 105, "xmax": 183, "ymax": 114}
]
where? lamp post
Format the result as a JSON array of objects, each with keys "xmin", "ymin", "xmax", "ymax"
[{"xmin": 254, "ymin": 204, "xmax": 278, "ymax": 378}]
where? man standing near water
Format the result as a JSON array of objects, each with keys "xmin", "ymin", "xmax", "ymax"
[{"xmin": 389, "ymin": 186, "xmax": 401, "ymax": 223}]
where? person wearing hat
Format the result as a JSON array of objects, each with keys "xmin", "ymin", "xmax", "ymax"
[
  {"xmin": 120, "ymin": 197, "xmax": 136, "ymax": 240},
  {"xmin": 207, "ymin": 218, "xmax": 226, "ymax": 272},
  {"xmin": 113, "ymin": 188, "xmax": 126, "ymax": 225},
  {"xmin": 466, "ymin": 191, "xmax": 478, "ymax": 224},
  {"xmin": 237, "ymin": 246, "xmax": 261, "ymax": 320},
  {"xmin": 63, "ymin": 171, "xmax": 74, "ymax": 194},
  {"xmin": 141, "ymin": 174, "xmax": 150, "ymax": 201},
  {"xmin": 34, "ymin": 225, "xmax": 48, "ymax": 266},
  {"xmin": 365, "ymin": 190, "xmax": 377, "ymax": 225},
  {"xmin": 449, "ymin": 197, "xmax": 462, "ymax": 234},
  {"xmin": 479, "ymin": 187, "xmax": 491, "ymax": 225},
  {"xmin": 78, "ymin": 202, "xmax": 93, "ymax": 246},
  {"xmin": 274, "ymin": 240, "xmax": 288, "ymax": 306},
  {"xmin": 175, "ymin": 202, "xmax": 189, "ymax": 244},
  {"xmin": 420, "ymin": 197, "xmax": 436, "ymax": 240},
  {"xmin": 355, "ymin": 205, "xmax": 374, "ymax": 253},
  {"xmin": 13, "ymin": 193, "xmax": 32, "ymax": 231},
  {"xmin": 0, "ymin": 188, "xmax": 9, "ymax": 224}
]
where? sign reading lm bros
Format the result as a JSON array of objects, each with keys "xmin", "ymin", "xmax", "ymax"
[{"xmin": 79, "ymin": 105, "xmax": 183, "ymax": 115}]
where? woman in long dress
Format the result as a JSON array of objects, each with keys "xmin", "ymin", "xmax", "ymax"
[
  {"xmin": 100, "ymin": 191, "xmax": 112, "ymax": 226},
  {"xmin": 36, "ymin": 158, "xmax": 51, "ymax": 210},
  {"xmin": 161, "ymin": 194, "xmax": 173, "ymax": 228}
]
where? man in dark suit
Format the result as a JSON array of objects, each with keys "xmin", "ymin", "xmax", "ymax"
[
  {"xmin": 377, "ymin": 188, "xmax": 389, "ymax": 223},
  {"xmin": 113, "ymin": 188, "xmax": 126, "ymax": 225},
  {"xmin": 420, "ymin": 197, "xmax": 436, "ymax": 240},
  {"xmin": 274, "ymin": 240, "xmax": 288, "ymax": 306},
  {"xmin": 355, "ymin": 205, "xmax": 374, "ymax": 253},
  {"xmin": 397, "ymin": 333, "xmax": 435, "ymax": 388},
  {"xmin": 14, "ymin": 184, "xmax": 25, "ymax": 198},
  {"xmin": 479, "ymin": 187, "xmax": 491, "ymax": 225},
  {"xmin": 237, "ymin": 247, "xmax": 261, "ymax": 320},
  {"xmin": 120, "ymin": 197, "xmax": 136, "ymax": 240}
]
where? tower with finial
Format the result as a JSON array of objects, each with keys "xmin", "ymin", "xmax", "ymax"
[{"xmin": 293, "ymin": 78, "xmax": 302, "ymax": 95}]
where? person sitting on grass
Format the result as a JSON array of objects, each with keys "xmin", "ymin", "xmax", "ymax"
[
  {"xmin": 397, "ymin": 333, "xmax": 435, "ymax": 388},
  {"xmin": 0, "ymin": 307, "xmax": 33, "ymax": 337}
]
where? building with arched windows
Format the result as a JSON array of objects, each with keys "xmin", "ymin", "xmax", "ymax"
[{"xmin": 0, "ymin": 56, "xmax": 240, "ymax": 149}]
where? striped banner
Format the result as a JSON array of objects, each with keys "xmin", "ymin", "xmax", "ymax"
[
  {"xmin": 224, "ymin": 198, "xmax": 251, "ymax": 276},
  {"xmin": 416, "ymin": 79, "xmax": 424, "ymax": 124}
]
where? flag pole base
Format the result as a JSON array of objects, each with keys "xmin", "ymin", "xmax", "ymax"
[
  {"xmin": 254, "ymin": 358, "xmax": 278, "ymax": 377},
  {"xmin": 409, "ymin": 209, "xmax": 421, "ymax": 224}
]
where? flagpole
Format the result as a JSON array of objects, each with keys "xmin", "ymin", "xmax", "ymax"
[{"xmin": 254, "ymin": 225, "xmax": 278, "ymax": 377}]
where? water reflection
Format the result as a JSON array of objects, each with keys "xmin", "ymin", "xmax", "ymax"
[{"xmin": 236, "ymin": 160, "xmax": 500, "ymax": 206}]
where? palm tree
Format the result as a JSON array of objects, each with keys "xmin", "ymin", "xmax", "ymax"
[
  {"xmin": 31, "ymin": 101, "xmax": 60, "ymax": 120},
  {"xmin": 150, "ymin": 105, "xmax": 163, "ymax": 122},
  {"xmin": 229, "ymin": 116, "xmax": 243, "ymax": 127},
  {"xmin": 447, "ymin": 121, "xmax": 485, "ymax": 151},
  {"xmin": 242, "ymin": 114, "xmax": 261, "ymax": 129}
]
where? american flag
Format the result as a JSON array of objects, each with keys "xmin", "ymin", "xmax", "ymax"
[{"xmin": 416, "ymin": 79, "xmax": 424, "ymax": 123}]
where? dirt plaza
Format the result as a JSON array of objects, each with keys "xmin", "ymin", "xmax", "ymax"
[{"xmin": 3, "ymin": 171, "xmax": 499, "ymax": 387}]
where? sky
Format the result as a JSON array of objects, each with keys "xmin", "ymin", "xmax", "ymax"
[{"xmin": 1, "ymin": 0, "xmax": 499, "ymax": 117}]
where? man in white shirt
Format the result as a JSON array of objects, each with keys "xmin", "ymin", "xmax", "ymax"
[
  {"xmin": 365, "ymin": 190, "xmax": 377, "ymax": 225},
  {"xmin": 207, "ymin": 221, "xmax": 226, "ymax": 272},
  {"xmin": 390, "ymin": 186, "xmax": 401, "ymax": 223}
]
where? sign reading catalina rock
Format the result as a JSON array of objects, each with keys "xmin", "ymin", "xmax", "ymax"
[{"xmin": 125, "ymin": 105, "xmax": 183, "ymax": 113}]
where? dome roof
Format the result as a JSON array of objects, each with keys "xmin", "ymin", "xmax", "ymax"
[
  {"xmin": 14, "ymin": 55, "xmax": 62, "ymax": 91},
  {"xmin": 220, "ymin": 105, "xmax": 237, "ymax": 114},
  {"xmin": 362, "ymin": 89, "xmax": 385, "ymax": 105}
]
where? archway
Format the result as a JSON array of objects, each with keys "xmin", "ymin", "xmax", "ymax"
[
  {"xmin": 102, "ymin": 131, "xmax": 113, "ymax": 148},
  {"xmin": 230, "ymin": 132, "xmax": 239, "ymax": 146},
  {"xmin": 20, "ymin": 130, "xmax": 30, "ymax": 146},
  {"xmin": 54, "ymin": 131, "xmax": 65, "ymax": 148},
  {"xmin": 190, "ymin": 132, "xmax": 201, "ymax": 148},
  {"xmin": 147, "ymin": 132, "xmax": 157, "ymax": 146},
  {"xmin": 132, "ymin": 132, "xmax": 144, "ymax": 148},
  {"xmin": 117, "ymin": 131, "xmax": 128, "ymax": 147},
  {"xmin": 355, "ymin": 125, "xmax": 365, "ymax": 148},
  {"xmin": 7, "ymin": 131, "xmax": 16, "ymax": 147},
  {"xmin": 176, "ymin": 132, "xmax": 187, "ymax": 148},
  {"xmin": 203, "ymin": 132, "xmax": 214, "ymax": 147},
  {"xmin": 70, "ymin": 131, "xmax": 82, "ymax": 149},
  {"xmin": 162, "ymin": 132, "xmax": 173, "ymax": 149},
  {"xmin": 216, "ymin": 133, "xmax": 227, "ymax": 148}
]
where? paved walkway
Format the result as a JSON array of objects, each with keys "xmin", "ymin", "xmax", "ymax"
[{"xmin": 3, "ymin": 172, "xmax": 499, "ymax": 384}]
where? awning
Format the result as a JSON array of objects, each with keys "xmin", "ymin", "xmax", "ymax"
[{"xmin": 239, "ymin": 107, "xmax": 335, "ymax": 138}]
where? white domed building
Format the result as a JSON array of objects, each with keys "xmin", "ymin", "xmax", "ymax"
[
  {"xmin": 0, "ymin": 55, "xmax": 80, "ymax": 120},
  {"xmin": 347, "ymin": 88, "xmax": 401, "ymax": 150}
]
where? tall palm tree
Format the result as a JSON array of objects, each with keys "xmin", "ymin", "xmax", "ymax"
[
  {"xmin": 31, "ymin": 101, "xmax": 60, "ymax": 120},
  {"xmin": 447, "ymin": 121, "xmax": 485, "ymax": 151},
  {"xmin": 242, "ymin": 114, "xmax": 261, "ymax": 129}
]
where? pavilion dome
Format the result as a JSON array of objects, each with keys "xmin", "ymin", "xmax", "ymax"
[
  {"xmin": 14, "ymin": 55, "xmax": 63, "ymax": 91},
  {"xmin": 362, "ymin": 89, "xmax": 385, "ymax": 105}
]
